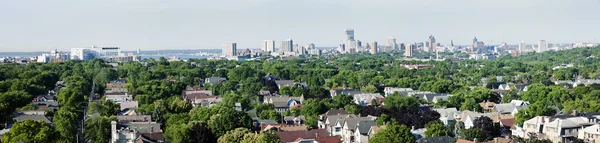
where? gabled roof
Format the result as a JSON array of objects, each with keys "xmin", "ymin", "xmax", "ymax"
[
  {"xmin": 327, "ymin": 114, "xmax": 358, "ymax": 127},
  {"xmin": 356, "ymin": 120, "xmax": 377, "ymax": 135},
  {"xmin": 117, "ymin": 115, "xmax": 151, "ymax": 122},
  {"xmin": 344, "ymin": 116, "xmax": 377, "ymax": 131},
  {"xmin": 368, "ymin": 125, "xmax": 386, "ymax": 135},
  {"xmin": 320, "ymin": 109, "xmax": 348, "ymax": 117},
  {"xmin": 13, "ymin": 115, "xmax": 51, "ymax": 124},
  {"xmin": 120, "ymin": 101, "xmax": 139, "ymax": 110},
  {"xmin": 264, "ymin": 96, "xmax": 304, "ymax": 108},
  {"xmin": 499, "ymin": 118, "xmax": 516, "ymax": 129},
  {"xmin": 137, "ymin": 132, "xmax": 165, "ymax": 143},
  {"xmin": 292, "ymin": 136, "xmax": 341, "ymax": 143},
  {"xmin": 583, "ymin": 124, "xmax": 600, "ymax": 135},
  {"xmin": 284, "ymin": 115, "xmax": 305, "ymax": 121}
]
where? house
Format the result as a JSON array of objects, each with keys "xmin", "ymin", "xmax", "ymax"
[
  {"xmin": 579, "ymin": 124, "xmax": 600, "ymax": 143},
  {"xmin": 105, "ymin": 92, "xmax": 133, "ymax": 103},
  {"xmin": 184, "ymin": 93, "xmax": 221, "ymax": 107},
  {"xmin": 204, "ymin": 77, "xmax": 227, "ymax": 86},
  {"xmin": 492, "ymin": 100, "xmax": 530, "ymax": 115},
  {"xmin": 516, "ymin": 114, "xmax": 597, "ymax": 143},
  {"xmin": 383, "ymin": 87, "xmax": 414, "ymax": 97},
  {"xmin": 367, "ymin": 125, "xmax": 386, "ymax": 141},
  {"xmin": 352, "ymin": 93, "xmax": 384, "ymax": 107},
  {"xmin": 573, "ymin": 79, "xmax": 600, "ymax": 87},
  {"xmin": 120, "ymin": 101, "xmax": 139, "ymax": 111},
  {"xmin": 340, "ymin": 116, "xmax": 377, "ymax": 142},
  {"xmin": 415, "ymin": 93, "xmax": 451, "ymax": 103},
  {"xmin": 353, "ymin": 120, "xmax": 377, "ymax": 143},
  {"xmin": 111, "ymin": 121, "xmax": 165, "ymax": 143},
  {"xmin": 288, "ymin": 136, "xmax": 341, "ymax": 143},
  {"xmin": 135, "ymin": 132, "xmax": 165, "ymax": 143},
  {"xmin": 323, "ymin": 114, "xmax": 359, "ymax": 136},
  {"xmin": 263, "ymin": 96, "xmax": 304, "ymax": 112},
  {"xmin": 433, "ymin": 108, "xmax": 460, "ymax": 125},
  {"xmin": 33, "ymin": 101, "xmax": 59, "ymax": 111},
  {"xmin": 401, "ymin": 64, "xmax": 435, "ymax": 70},
  {"xmin": 318, "ymin": 109, "xmax": 349, "ymax": 129},
  {"xmin": 479, "ymin": 101, "xmax": 496, "ymax": 112},
  {"xmin": 33, "ymin": 94, "xmax": 56, "ymax": 102},
  {"xmin": 276, "ymin": 129, "xmax": 333, "ymax": 143},
  {"xmin": 105, "ymin": 88, "xmax": 129, "ymax": 94},
  {"xmin": 117, "ymin": 115, "xmax": 152, "ymax": 122},
  {"xmin": 455, "ymin": 110, "xmax": 496, "ymax": 129},
  {"xmin": 431, "ymin": 95, "xmax": 451, "ymax": 103},
  {"xmin": 284, "ymin": 116, "xmax": 305, "ymax": 125},
  {"xmin": 416, "ymin": 136, "xmax": 455, "ymax": 143},
  {"xmin": 106, "ymin": 80, "xmax": 127, "ymax": 89},
  {"xmin": 498, "ymin": 83, "xmax": 528, "ymax": 91},
  {"xmin": 275, "ymin": 80, "xmax": 308, "ymax": 89},
  {"xmin": 329, "ymin": 88, "xmax": 366, "ymax": 97},
  {"xmin": 263, "ymin": 124, "xmax": 308, "ymax": 132},
  {"xmin": 16, "ymin": 110, "xmax": 46, "ymax": 116},
  {"xmin": 13, "ymin": 114, "xmax": 52, "ymax": 124},
  {"xmin": 183, "ymin": 90, "xmax": 213, "ymax": 96}
]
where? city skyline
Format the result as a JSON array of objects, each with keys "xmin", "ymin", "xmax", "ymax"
[{"xmin": 1, "ymin": 0, "xmax": 599, "ymax": 52}]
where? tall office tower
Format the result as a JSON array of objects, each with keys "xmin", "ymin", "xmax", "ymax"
[
  {"xmin": 222, "ymin": 43, "xmax": 237, "ymax": 57},
  {"xmin": 537, "ymin": 40, "xmax": 547, "ymax": 53},
  {"xmin": 399, "ymin": 43, "xmax": 406, "ymax": 50},
  {"xmin": 386, "ymin": 37, "xmax": 397, "ymax": 52},
  {"xmin": 425, "ymin": 35, "xmax": 436, "ymax": 52},
  {"xmin": 345, "ymin": 29, "xmax": 355, "ymax": 41},
  {"xmin": 306, "ymin": 43, "xmax": 315, "ymax": 50},
  {"xmin": 280, "ymin": 39, "xmax": 293, "ymax": 53},
  {"xmin": 338, "ymin": 44, "xmax": 346, "ymax": 53},
  {"xmin": 344, "ymin": 29, "xmax": 357, "ymax": 52},
  {"xmin": 519, "ymin": 41, "xmax": 526, "ymax": 52},
  {"xmin": 370, "ymin": 41, "xmax": 378, "ymax": 54},
  {"xmin": 473, "ymin": 37, "xmax": 478, "ymax": 44},
  {"xmin": 404, "ymin": 44, "xmax": 414, "ymax": 57},
  {"xmin": 261, "ymin": 40, "xmax": 275, "ymax": 52},
  {"xmin": 451, "ymin": 40, "xmax": 454, "ymax": 47}
]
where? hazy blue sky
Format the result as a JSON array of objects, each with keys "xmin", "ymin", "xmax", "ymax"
[{"xmin": 1, "ymin": 0, "xmax": 599, "ymax": 52}]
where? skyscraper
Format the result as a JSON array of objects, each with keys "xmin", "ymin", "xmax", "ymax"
[
  {"xmin": 537, "ymin": 40, "xmax": 547, "ymax": 53},
  {"xmin": 519, "ymin": 41, "xmax": 526, "ymax": 52},
  {"xmin": 344, "ymin": 29, "xmax": 357, "ymax": 52},
  {"xmin": 306, "ymin": 43, "xmax": 315, "ymax": 50},
  {"xmin": 370, "ymin": 41, "xmax": 378, "ymax": 54},
  {"xmin": 222, "ymin": 43, "xmax": 237, "ymax": 57},
  {"xmin": 386, "ymin": 37, "xmax": 397, "ymax": 52},
  {"xmin": 404, "ymin": 44, "xmax": 414, "ymax": 57},
  {"xmin": 425, "ymin": 35, "xmax": 436, "ymax": 52},
  {"xmin": 345, "ymin": 29, "xmax": 355, "ymax": 41},
  {"xmin": 280, "ymin": 39, "xmax": 293, "ymax": 53},
  {"xmin": 261, "ymin": 40, "xmax": 275, "ymax": 52}
]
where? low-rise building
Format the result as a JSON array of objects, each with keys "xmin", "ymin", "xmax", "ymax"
[
  {"xmin": 353, "ymin": 93, "xmax": 384, "ymax": 107},
  {"xmin": 262, "ymin": 96, "xmax": 304, "ymax": 112}
]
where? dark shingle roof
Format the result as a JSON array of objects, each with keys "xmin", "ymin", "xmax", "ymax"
[
  {"xmin": 356, "ymin": 120, "xmax": 377, "ymax": 135},
  {"xmin": 417, "ymin": 136, "xmax": 455, "ymax": 143}
]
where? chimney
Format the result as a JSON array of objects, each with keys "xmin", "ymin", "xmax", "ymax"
[
  {"xmin": 411, "ymin": 126, "xmax": 415, "ymax": 131},
  {"xmin": 572, "ymin": 110, "xmax": 578, "ymax": 116},
  {"xmin": 316, "ymin": 131, "xmax": 320, "ymax": 138},
  {"xmin": 474, "ymin": 138, "xmax": 479, "ymax": 143}
]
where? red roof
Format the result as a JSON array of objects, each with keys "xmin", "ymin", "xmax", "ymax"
[
  {"xmin": 276, "ymin": 129, "xmax": 330, "ymax": 143},
  {"xmin": 291, "ymin": 104, "xmax": 303, "ymax": 109},
  {"xmin": 293, "ymin": 136, "xmax": 340, "ymax": 143}
]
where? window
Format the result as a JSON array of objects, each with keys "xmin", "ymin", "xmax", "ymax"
[{"xmin": 335, "ymin": 127, "xmax": 341, "ymax": 132}]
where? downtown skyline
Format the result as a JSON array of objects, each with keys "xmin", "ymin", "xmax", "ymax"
[{"xmin": 1, "ymin": 0, "xmax": 599, "ymax": 52}]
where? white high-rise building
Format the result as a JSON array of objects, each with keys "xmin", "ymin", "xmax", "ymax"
[
  {"xmin": 519, "ymin": 41, "xmax": 526, "ymax": 52},
  {"xmin": 370, "ymin": 41, "xmax": 378, "ymax": 54},
  {"xmin": 261, "ymin": 40, "xmax": 275, "ymax": 52},
  {"xmin": 222, "ymin": 43, "xmax": 237, "ymax": 57},
  {"xmin": 537, "ymin": 40, "xmax": 547, "ymax": 53},
  {"xmin": 386, "ymin": 37, "xmax": 397, "ymax": 52},
  {"xmin": 280, "ymin": 39, "xmax": 293, "ymax": 53},
  {"xmin": 344, "ymin": 29, "xmax": 357, "ymax": 53}
]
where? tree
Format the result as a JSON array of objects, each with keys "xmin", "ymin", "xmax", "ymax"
[
  {"xmin": 515, "ymin": 102, "xmax": 557, "ymax": 126},
  {"xmin": 369, "ymin": 122, "xmax": 416, "ymax": 143},
  {"xmin": 472, "ymin": 116, "xmax": 501, "ymax": 140},
  {"xmin": 0, "ymin": 91, "xmax": 32, "ymax": 125},
  {"xmin": 1, "ymin": 120, "xmax": 55, "ymax": 143},
  {"xmin": 361, "ymin": 85, "xmax": 378, "ymax": 93},
  {"xmin": 383, "ymin": 93, "xmax": 420, "ymax": 110},
  {"xmin": 84, "ymin": 116, "xmax": 113, "ymax": 143},
  {"xmin": 240, "ymin": 131, "xmax": 282, "ymax": 143},
  {"xmin": 208, "ymin": 108, "xmax": 254, "ymax": 137},
  {"xmin": 217, "ymin": 128, "xmax": 252, "ymax": 143},
  {"xmin": 424, "ymin": 121, "xmax": 448, "ymax": 137},
  {"xmin": 332, "ymin": 94, "xmax": 354, "ymax": 109},
  {"xmin": 279, "ymin": 86, "xmax": 292, "ymax": 96},
  {"xmin": 190, "ymin": 121, "xmax": 217, "ymax": 143},
  {"xmin": 259, "ymin": 109, "xmax": 282, "ymax": 123},
  {"xmin": 54, "ymin": 107, "xmax": 79, "ymax": 142},
  {"xmin": 376, "ymin": 114, "xmax": 389, "ymax": 126},
  {"xmin": 460, "ymin": 128, "xmax": 485, "ymax": 142},
  {"xmin": 460, "ymin": 98, "xmax": 483, "ymax": 112},
  {"xmin": 344, "ymin": 104, "xmax": 361, "ymax": 115},
  {"xmin": 165, "ymin": 123, "xmax": 191, "ymax": 143}
]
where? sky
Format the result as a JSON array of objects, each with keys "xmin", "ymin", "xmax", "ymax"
[{"xmin": 0, "ymin": 0, "xmax": 599, "ymax": 52}]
